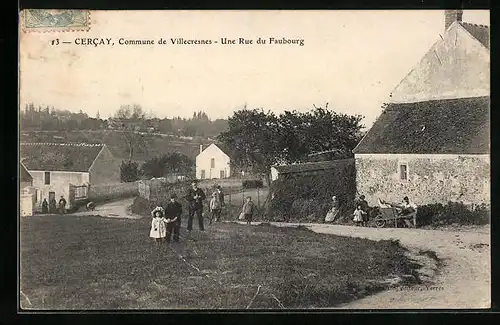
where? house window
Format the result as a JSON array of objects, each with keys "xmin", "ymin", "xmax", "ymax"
[
  {"xmin": 44, "ymin": 171, "xmax": 51, "ymax": 185},
  {"xmin": 220, "ymin": 170, "xmax": 225, "ymax": 179},
  {"xmin": 201, "ymin": 170, "xmax": 206, "ymax": 179},
  {"xmin": 399, "ymin": 163, "xmax": 408, "ymax": 181},
  {"xmin": 210, "ymin": 158, "xmax": 215, "ymax": 168}
]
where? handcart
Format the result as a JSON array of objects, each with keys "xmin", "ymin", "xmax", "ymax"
[{"xmin": 373, "ymin": 207, "xmax": 414, "ymax": 228}]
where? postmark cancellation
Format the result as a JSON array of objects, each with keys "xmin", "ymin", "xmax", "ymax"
[{"xmin": 20, "ymin": 9, "xmax": 91, "ymax": 32}]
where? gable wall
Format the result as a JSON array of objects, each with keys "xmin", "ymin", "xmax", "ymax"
[
  {"xmin": 389, "ymin": 23, "xmax": 490, "ymax": 103},
  {"xmin": 196, "ymin": 145, "xmax": 231, "ymax": 179}
]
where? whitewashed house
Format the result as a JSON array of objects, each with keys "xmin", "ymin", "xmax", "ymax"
[
  {"xmin": 196, "ymin": 144, "xmax": 231, "ymax": 180},
  {"xmin": 20, "ymin": 142, "xmax": 121, "ymax": 210},
  {"xmin": 20, "ymin": 163, "xmax": 35, "ymax": 217}
]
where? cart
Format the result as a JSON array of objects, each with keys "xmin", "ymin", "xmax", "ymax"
[{"xmin": 373, "ymin": 207, "xmax": 415, "ymax": 228}]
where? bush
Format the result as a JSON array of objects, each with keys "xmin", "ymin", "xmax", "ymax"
[
  {"xmin": 242, "ymin": 179, "xmax": 264, "ymax": 189},
  {"xmin": 416, "ymin": 201, "xmax": 490, "ymax": 227}
]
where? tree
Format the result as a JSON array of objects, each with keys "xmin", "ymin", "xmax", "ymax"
[
  {"xmin": 217, "ymin": 108, "xmax": 280, "ymax": 183},
  {"xmin": 218, "ymin": 104, "xmax": 364, "ymax": 182},
  {"xmin": 114, "ymin": 104, "xmax": 148, "ymax": 161},
  {"xmin": 120, "ymin": 160, "xmax": 140, "ymax": 182},
  {"xmin": 141, "ymin": 152, "xmax": 194, "ymax": 178}
]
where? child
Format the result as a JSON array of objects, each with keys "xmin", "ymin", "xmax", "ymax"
[
  {"xmin": 165, "ymin": 194, "xmax": 182, "ymax": 243},
  {"xmin": 242, "ymin": 196, "xmax": 255, "ymax": 225},
  {"xmin": 209, "ymin": 192, "xmax": 222, "ymax": 224},
  {"xmin": 150, "ymin": 206, "xmax": 167, "ymax": 246},
  {"xmin": 353, "ymin": 205, "xmax": 365, "ymax": 226}
]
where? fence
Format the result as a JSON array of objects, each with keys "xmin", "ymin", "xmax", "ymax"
[
  {"xmin": 137, "ymin": 177, "xmax": 270, "ymax": 219},
  {"xmin": 88, "ymin": 181, "xmax": 140, "ymax": 202}
]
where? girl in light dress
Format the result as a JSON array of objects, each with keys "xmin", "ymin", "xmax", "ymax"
[
  {"xmin": 150, "ymin": 206, "xmax": 168, "ymax": 246},
  {"xmin": 353, "ymin": 205, "xmax": 365, "ymax": 226}
]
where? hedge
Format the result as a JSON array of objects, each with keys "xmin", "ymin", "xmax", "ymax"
[
  {"xmin": 268, "ymin": 161, "xmax": 356, "ymax": 222},
  {"xmin": 415, "ymin": 202, "xmax": 490, "ymax": 227}
]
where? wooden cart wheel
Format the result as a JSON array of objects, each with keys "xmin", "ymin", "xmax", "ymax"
[{"xmin": 375, "ymin": 215, "xmax": 386, "ymax": 228}]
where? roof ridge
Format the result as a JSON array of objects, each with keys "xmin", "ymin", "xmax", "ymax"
[{"xmin": 460, "ymin": 21, "xmax": 489, "ymax": 29}]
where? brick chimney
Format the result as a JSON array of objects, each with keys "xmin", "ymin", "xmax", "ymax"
[
  {"xmin": 445, "ymin": 9, "xmax": 463, "ymax": 31},
  {"xmin": 200, "ymin": 144, "xmax": 203, "ymax": 154}
]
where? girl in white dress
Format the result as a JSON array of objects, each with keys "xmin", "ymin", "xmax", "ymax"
[
  {"xmin": 150, "ymin": 206, "xmax": 167, "ymax": 246},
  {"xmin": 353, "ymin": 205, "xmax": 365, "ymax": 226}
]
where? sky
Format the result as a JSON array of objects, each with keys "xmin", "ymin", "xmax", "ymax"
[{"xmin": 19, "ymin": 10, "xmax": 489, "ymax": 128}]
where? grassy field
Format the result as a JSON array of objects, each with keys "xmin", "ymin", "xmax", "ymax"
[{"xmin": 20, "ymin": 215, "xmax": 420, "ymax": 309}]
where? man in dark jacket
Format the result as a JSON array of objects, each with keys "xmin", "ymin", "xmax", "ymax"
[
  {"xmin": 58, "ymin": 196, "xmax": 67, "ymax": 214},
  {"xmin": 186, "ymin": 181, "xmax": 206, "ymax": 231},
  {"xmin": 165, "ymin": 193, "xmax": 183, "ymax": 242}
]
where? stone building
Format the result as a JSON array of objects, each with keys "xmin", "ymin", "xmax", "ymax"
[{"xmin": 353, "ymin": 10, "xmax": 490, "ymax": 206}]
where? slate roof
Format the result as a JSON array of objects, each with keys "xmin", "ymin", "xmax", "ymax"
[
  {"xmin": 20, "ymin": 163, "xmax": 33, "ymax": 182},
  {"xmin": 20, "ymin": 143, "xmax": 105, "ymax": 172},
  {"xmin": 353, "ymin": 96, "xmax": 490, "ymax": 154},
  {"xmin": 272, "ymin": 159, "xmax": 353, "ymax": 174},
  {"xmin": 460, "ymin": 22, "xmax": 490, "ymax": 49}
]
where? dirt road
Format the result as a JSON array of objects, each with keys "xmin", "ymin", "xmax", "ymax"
[
  {"xmin": 71, "ymin": 198, "xmax": 142, "ymax": 219},
  {"xmin": 235, "ymin": 221, "xmax": 490, "ymax": 309}
]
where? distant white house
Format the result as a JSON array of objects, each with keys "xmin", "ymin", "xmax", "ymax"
[{"xmin": 196, "ymin": 144, "xmax": 231, "ymax": 180}]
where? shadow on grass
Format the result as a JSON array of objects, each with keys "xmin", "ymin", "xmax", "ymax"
[{"xmin": 20, "ymin": 217, "xmax": 425, "ymax": 309}]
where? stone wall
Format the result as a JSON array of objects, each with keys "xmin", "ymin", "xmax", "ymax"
[{"xmin": 355, "ymin": 154, "xmax": 490, "ymax": 206}]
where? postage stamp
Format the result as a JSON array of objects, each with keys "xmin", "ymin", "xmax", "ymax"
[{"xmin": 21, "ymin": 9, "xmax": 91, "ymax": 32}]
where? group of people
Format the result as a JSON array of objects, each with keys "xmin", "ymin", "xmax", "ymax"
[
  {"xmin": 353, "ymin": 195, "xmax": 418, "ymax": 227},
  {"xmin": 41, "ymin": 196, "xmax": 67, "ymax": 214},
  {"xmin": 149, "ymin": 181, "xmax": 256, "ymax": 245},
  {"xmin": 325, "ymin": 194, "xmax": 418, "ymax": 228}
]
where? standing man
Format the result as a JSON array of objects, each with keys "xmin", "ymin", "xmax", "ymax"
[
  {"xmin": 165, "ymin": 193, "xmax": 183, "ymax": 243},
  {"xmin": 58, "ymin": 196, "xmax": 67, "ymax": 214},
  {"xmin": 186, "ymin": 181, "xmax": 206, "ymax": 231}
]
